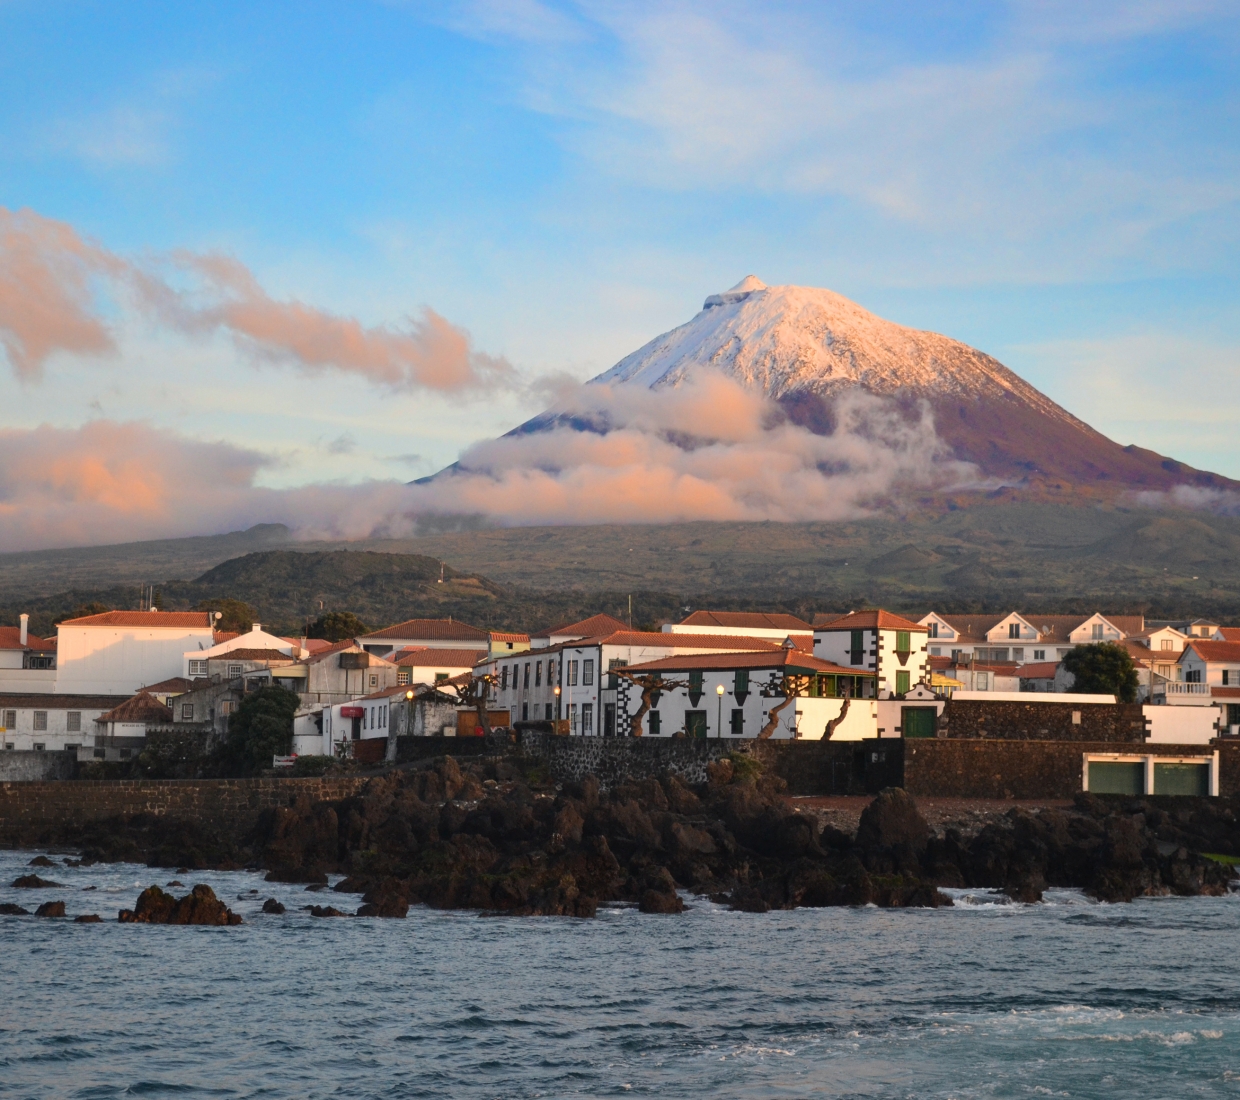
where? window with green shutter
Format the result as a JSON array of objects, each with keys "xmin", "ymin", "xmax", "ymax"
[
  {"xmin": 895, "ymin": 670, "xmax": 910, "ymax": 695},
  {"xmin": 850, "ymin": 629, "xmax": 864, "ymax": 665},
  {"xmin": 896, "ymin": 631, "xmax": 910, "ymax": 654}
]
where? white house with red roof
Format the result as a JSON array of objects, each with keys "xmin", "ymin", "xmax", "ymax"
[
  {"xmin": 530, "ymin": 614, "xmax": 628, "ymax": 649},
  {"xmin": 359, "ymin": 618, "xmax": 530, "ymax": 658},
  {"xmin": 55, "ymin": 611, "xmax": 217, "ymax": 696},
  {"xmin": 662, "ymin": 610, "xmax": 814, "ymax": 647},
  {"xmin": 617, "ymin": 648, "xmax": 879, "ymax": 740},
  {"xmin": 392, "ymin": 647, "xmax": 487, "ymax": 687},
  {"xmin": 814, "ymin": 610, "xmax": 929, "ymax": 699},
  {"xmin": 0, "ymin": 616, "xmax": 57, "ymax": 694},
  {"xmin": 182, "ymin": 623, "xmax": 307, "ymax": 678}
]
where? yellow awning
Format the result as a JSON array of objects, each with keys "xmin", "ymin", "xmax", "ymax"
[{"xmin": 931, "ymin": 673, "xmax": 965, "ymax": 688}]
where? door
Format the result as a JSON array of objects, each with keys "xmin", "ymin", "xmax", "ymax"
[
  {"xmin": 603, "ymin": 704, "xmax": 616, "ymax": 737},
  {"xmin": 902, "ymin": 707, "xmax": 936, "ymax": 739},
  {"xmin": 685, "ymin": 711, "xmax": 708, "ymax": 739},
  {"xmin": 1153, "ymin": 763, "xmax": 1209, "ymax": 796},
  {"xmin": 1088, "ymin": 761, "xmax": 1143, "ymax": 795}
]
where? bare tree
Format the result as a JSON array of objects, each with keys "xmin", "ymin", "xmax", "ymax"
[
  {"xmin": 442, "ymin": 672, "xmax": 499, "ymax": 736},
  {"xmin": 823, "ymin": 695, "xmax": 851, "ymax": 739},
  {"xmin": 613, "ymin": 670, "xmax": 691, "ymax": 737},
  {"xmin": 757, "ymin": 673, "xmax": 810, "ymax": 740}
]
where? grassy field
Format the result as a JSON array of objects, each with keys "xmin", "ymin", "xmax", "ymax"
[{"xmin": 4, "ymin": 500, "xmax": 1240, "ymax": 635}]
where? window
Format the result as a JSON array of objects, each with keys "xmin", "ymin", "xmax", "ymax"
[
  {"xmin": 583, "ymin": 660, "xmax": 594, "ymax": 687},
  {"xmin": 188, "ymin": 660, "xmax": 207, "ymax": 676},
  {"xmin": 545, "ymin": 703, "xmax": 553, "ymax": 721},
  {"xmin": 523, "ymin": 663, "xmax": 530, "ymax": 689},
  {"xmin": 501, "ymin": 666, "xmax": 509, "ymax": 690},
  {"xmin": 730, "ymin": 708, "xmax": 745, "ymax": 735},
  {"xmin": 219, "ymin": 700, "xmax": 234, "ymax": 716},
  {"xmin": 33, "ymin": 711, "xmax": 47, "ymax": 731},
  {"xmin": 648, "ymin": 711, "xmax": 661, "ymax": 736},
  {"xmin": 181, "ymin": 704, "xmax": 194, "ymax": 720},
  {"xmin": 1009, "ymin": 622, "xmax": 1020, "ymax": 639},
  {"xmin": 1034, "ymin": 650, "xmax": 1045, "ymax": 661},
  {"xmin": 850, "ymin": 629, "xmax": 864, "ymax": 665},
  {"xmin": 581, "ymin": 703, "xmax": 594, "ymax": 734},
  {"xmin": 3, "ymin": 743, "xmax": 11, "ymax": 750},
  {"xmin": 895, "ymin": 670, "xmax": 910, "ymax": 695},
  {"xmin": 434, "ymin": 672, "xmax": 449, "ymax": 683},
  {"xmin": 1161, "ymin": 639, "xmax": 1174, "ymax": 651},
  {"xmin": 685, "ymin": 711, "xmax": 707, "ymax": 739},
  {"xmin": 734, "ymin": 669, "xmax": 749, "ymax": 699},
  {"xmin": 976, "ymin": 673, "xmax": 989, "ymax": 691},
  {"xmin": 228, "ymin": 664, "xmax": 243, "ymax": 678},
  {"xmin": 2, "ymin": 710, "xmax": 13, "ymax": 729},
  {"xmin": 896, "ymin": 631, "xmax": 911, "ymax": 653},
  {"xmin": 927, "ymin": 622, "xmax": 938, "ymax": 639},
  {"xmin": 608, "ymin": 658, "xmax": 627, "ymax": 689},
  {"xmin": 1012, "ymin": 648, "xmax": 1024, "ymax": 662},
  {"xmin": 66, "ymin": 712, "xmax": 81, "ymax": 732},
  {"xmin": 1226, "ymin": 671, "xmax": 1232, "ymax": 686},
  {"xmin": 397, "ymin": 668, "xmax": 411, "ymax": 685},
  {"xmin": 568, "ymin": 660, "xmax": 579, "ymax": 686},
  {"xmin": 929, "ymin": 646, "xmax": 941, "ymax": 656},
  {"xmin": 535, "ymin": 661, "xmax": 542, "ymax": 687},
  {"xmin": 369, "ymin": 674, "xmax": 378, "ymax": 688},
  {"xmin": 1091, "ymin": 624, "xmax": 1104, "ymax": 640},
  {"xmin": 688, "ymin": 670, "xmax": 704, "ymax": 695},
  {"xmin": 1186, "ymin": 669, "xmax": 1202, "ymax": 683},
  {"xmin": 33, "ymin": 743, "xmax": 45, "ymax": 751},
  {"xmin": 569, "ymin": 703, "xmax": 578, "ymax": 733}
]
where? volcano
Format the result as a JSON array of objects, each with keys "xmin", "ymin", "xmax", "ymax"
[{"xmin": 511, "ymin": 276, "xmax": 1233, "ymax": 499}]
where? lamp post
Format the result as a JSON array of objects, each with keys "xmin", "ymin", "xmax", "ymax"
[
  {"xmin": 716, "ymin": 682, "xmax": 725, "ymax": 738},
  {"xmin": 554, "ymin": 685, "xmax": 562, "ymax": 724}
]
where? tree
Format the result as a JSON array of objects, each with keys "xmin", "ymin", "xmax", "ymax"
[
  {"xmin": 192, "ymin": 598, "xmax": 256, "ymax": 633},
  {"xmin": 613, "ymin": 670, "xmax": 690, "ymax": 737},
  {"xmin": 70, "ymin": 601, "xmax": 111, "ymax": 619},
  {"xmin": 441, "ymin": 673, "xmax": 499, "ymax": 735},
  {"xmin": 218, "ymin": 685, "xmax": 300, "ymax": 775},
  {"xmin": 307, "ymin": 611, "xmax": 369, "ymax": 642},
  {"xmin": 1062, "ymin": 642, "xmax": 1139, "ymax": 704},
  {"xmin": 757, "ymin": 673, "xmax": 810, "ymax": 739}
]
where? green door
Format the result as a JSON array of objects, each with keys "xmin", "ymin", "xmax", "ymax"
[
  {"xmin": 685, "ymin": 710, "xmax": 708, "ymax": 739},
  {"xmin": 902, "ymin": 707, "xmax": 937, "ymax": 738},
  {"xmin": 1089, "ymin": 761, "xmax": 1144, "ymax": 795},
  {"xmin": 1153, "ymin": 763, "xmax": 1209, "ymax": 796}
]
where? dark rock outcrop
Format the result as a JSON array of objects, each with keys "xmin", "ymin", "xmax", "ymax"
[
  {"xmin": 28, "ymin": 855, "xmax": 57, "ymax": 867},
  {"xmin": 74, "ymin": 914, "xmax": 102, "ymax": 923},
  {"xmin": 35, "ymin": 901, "xmax": 66, "ymax": 917},
  {"xmin": 12, "ymin": 874, "xmax": 61, "ymax": 888},
  {"xmin": 118, "ymin": 884, "xmax": 242, "ymax": 925},
  {"xmin": 261, "ymin": 898, "xmax": 286, "ymax": 914},
  {"xmin": 308, "ymin": 905, "xmax": 347, "ymax": 917},
  {"xmin": 0, "ymin": 902, "xmax": 31, "ymax": 915}
]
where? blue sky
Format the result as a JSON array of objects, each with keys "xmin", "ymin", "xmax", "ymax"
[{"xmin": 1, "ymin": 1, "xmax": 1238, "ymax": 547}]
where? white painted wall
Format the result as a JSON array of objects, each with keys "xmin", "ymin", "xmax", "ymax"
[
  {"xmin": 58, "ymin": 625, "xmax": 214, "ymax": 695},
  {"xmin": 1143, "ymin": 705, "xmax": 1218, "ymax": 744}
]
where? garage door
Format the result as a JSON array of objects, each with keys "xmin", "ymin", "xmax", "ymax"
[
  {"xmin": 1153, "ymin": 762, "xmax": 1209, "ymax": 796},
  {"xmin": 902, "ymin": 707, "xmax": 937, "ymax": 738},
  {"xmin": 1088, "ymin": 761, "xmax": 1144, "ymax": 795}
]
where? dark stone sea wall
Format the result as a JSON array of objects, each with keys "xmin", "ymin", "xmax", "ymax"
[
  {"xmin": 0, "ymin": 751, "xmax": 77, "ymax": 783},
  {"xmin": 937, "ymin": 700, "xmax": 1147, "ymax": 742}
]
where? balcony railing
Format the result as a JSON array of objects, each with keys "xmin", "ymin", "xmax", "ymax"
[{"xmin": 1163, "ymin": 683, "xmax": 1212, "ymax": 695}]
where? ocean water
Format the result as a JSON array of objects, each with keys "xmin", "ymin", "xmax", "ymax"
[{"xmin": 2, "ymin": 848, "xmax": 1239, "ymax": 1098}]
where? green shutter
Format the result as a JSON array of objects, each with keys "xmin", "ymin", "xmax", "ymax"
[
  {"xmin": 896, "ymin": 631, "xmax": 910, "ymax": 652},
  {"xmin": 1089, "ymin": 761, "xmax": 1144, "ymax": 795},
  {"xmin": 895, "ymin": 670, "xmax": 910, "ymax": 695},
  {"xmin": 1153, "ymin": 763, "xmax": 1209, "ymax": 796}
]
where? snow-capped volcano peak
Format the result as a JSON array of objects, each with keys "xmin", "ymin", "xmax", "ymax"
[{"xmin": 592, "ymin": 278, "xmax": 1078, "ymax": 430}]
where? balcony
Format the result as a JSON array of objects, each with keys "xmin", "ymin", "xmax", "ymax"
[{"xmin": 1161, "ymin": 682, "xmax": 1213, "ymax": 705}]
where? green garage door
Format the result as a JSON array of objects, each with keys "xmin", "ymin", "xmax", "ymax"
[
  {"xmin": 1153, "ymin": 763, "xmax": 1209, "ymax": 796},
  {"xmin": 902, "ymin": 707, "xmax": 937, "ymax": 738},
  {"xmin": 1089, "ymin": 761, "xmax": 1144, "ymax": 795}
]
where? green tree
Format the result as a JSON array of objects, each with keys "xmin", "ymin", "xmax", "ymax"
[
  {"xmin": 193, "ymin": 598, "xmax": 257, "ymax": 633},
  {"xmin": 70, "ymin": 601, "xmax": 111, "ymax": 619},
  {"xmin": 1062, "ymin": 642, "xmax": 1140, "ymax": 703},
  {"xmin": 307, "ymin": 610, "xmax": 369, "ymax": 642},
  {"xmin": 218, "ymin": 685, "xmax": 300, "ymax": 775}
]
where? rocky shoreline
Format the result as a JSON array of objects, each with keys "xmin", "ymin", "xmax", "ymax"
[{"xmin": 8, "ymin": 755, "xmax": 1240, "ymax": 917}]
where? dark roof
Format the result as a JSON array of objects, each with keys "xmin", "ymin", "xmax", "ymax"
[
  {"xmin": 96, "ymin": 691, "xmax": 173, "ymax": 724},
  {"xmin": 0, "ymin": 626, "xmax": 51, "ymax": 651},
  {"xmin": 625, "ymin": 650, "xmax": 874, "ymax": 675},
  {"xmin": 60, "ymin": 611, "xmax": 213, "ymax": 628},
  {"xmin": 0, "ymin": 693, "xmax": 129, "ymax": 710},
  {"xmin": 676, "ymin": 610, "xmax": 814, "ymax": 631},
  {"xmin": 534, "ymin": 613, "xmax": 629, "ymax": 639},
  {"xmin": 361, "ymin": 618, "xmax": 488, "ymax": 642},
  {"xmin": 139, "ymin": 677, "xmax": 197, "ymax": 694},
  {"xmin": 816, "ymin": 610, "xmax": 927, "ymax": 633},
  {"xmin": 212, "ymin": 648, "xmax": 295, "ymax": 662}
]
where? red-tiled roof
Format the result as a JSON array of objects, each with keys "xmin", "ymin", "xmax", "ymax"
[
  {"xmin": 816, "ymin": 610, "xmax": 927, "ymax": 633},
  {"xmin": 488, "ymin": 631, "xmax": 530, "ymax": 643},
  {"xmin": 302, "ymin": 638, "xmax": 334, "ymax": 653},
  {"xmin": 214, "ymin": 631, "xmax": 241, "ymax": 644},
  {"xmin": 393, "ymin": 647, "xmax": 487, "ymax": 667},
  {"xmin": 359, "ymin": 684, "xmax": 416, "ymax": 701},
  {"xmin": 139, "ymin": 677, "xmax": 196, "ymax": 694},
  {"xmin": 361, "ymin": 618, "xmax": 488, "ymax": 642},
  {"xmin": 302, "ymin": 639, "xmax": 364, "ymax": 664},
  {"xmin": 625, "ymin": 650, "xmax": 875, "ymax": 675},
  {"xmin": 573, "ymin": 631, "xmax": 790, "ymax": 651},
  {"xmin": 212, "ymin": 648, "xmax": 296, "ymax": 662},
  {"xmin": 1017, "ymin": 662, "xmax": 1061, "ymax": 678},
  {"xmin": 676, "ymin": 610, "xmax": 814, "ymax": 631},
  {"xmin": 97, "ymin": 691, "xmax": 173, "ymax": 724},
  {"xmin": 1212, "ymin": 687, "xmax": 1240, "ymax": 699},
  {"xmin": 0, "ymin": 626, "xmax": 51, "ymax": 651},
  {"xmin": 534, "ymin": 613, "xmax": 629, "ymax": 640},
  {"xmin": 1183, "ymin": 641, "xmax": 1240, "ymax": 663},
  {"xmin": 60, "ymin": 611, "xmax": 212, "ymax": 628},
  {"xmin": 1218, "ymin": 628, "xmax": 1240, "ymax": 643}
]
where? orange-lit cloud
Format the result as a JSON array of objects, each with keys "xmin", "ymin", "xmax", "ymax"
[{"xmin": 0, "ymin": 207, "xmax": 512, "ymax": 391}]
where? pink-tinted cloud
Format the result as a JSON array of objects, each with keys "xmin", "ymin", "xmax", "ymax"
[{"xmin": 0, "ymin": 207, "xmax": 512, "ymax": 391}]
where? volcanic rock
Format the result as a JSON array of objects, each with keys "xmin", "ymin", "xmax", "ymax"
[
  {"xmin": 12, "ymin": 874, "xmax": 61, "ymax": 888},
  {"xmin": 34, "ymin": 901, "xmax": 66, "ymax": 917},
  {"xmin": 0, "ymin": 903, "xmax": 30, "ymax": 915},
  {"xmin": 74, "ymin": 914, "xmax": 102, "ymax": 923},
  {"xmin": 261, "ymin": 898, "xmax": 286, "ymax": 914},
  {"xmin": 118, "ymin": 884, "xmax": 243, "ymax": 925}
]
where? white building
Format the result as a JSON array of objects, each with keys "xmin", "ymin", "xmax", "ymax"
[
  {"xmin": 814, "ymin": 610, "xmax": 929, "ymax": 698},
  {"xmin": 916, "ymin": 611, "xmax": 1144, "ymax": 663},
  {"xmin": 56, "ymin": 611, "xmax": 216, "ymax": 695},
  {"xmin": 0, "ymin": 692, "xmax": 128, "ymax": 752},
  {"xmin": 359, "ymin": 618, "xmax": 529, "ymax": 658},
  {"xmin": 662, "ymin": 610, "xmax": 814, "ymax": 646},
  {"xmin": 392, "ymin": 646, "xmax": 487, "ymax": 687},
  {"xmin": 530, "ymin": 614, "xmax": 628, "ymax": 650},
  {"xmin": 618, "ymin": 648, "xmax": 879, "ymax": 740},
  {"xmin": 183, "ymin": 623, "xmax": 306, "ymax": 677},
  {"xmin": 0, "ymin": 617, "xmax": 56, "ymax": 694}
]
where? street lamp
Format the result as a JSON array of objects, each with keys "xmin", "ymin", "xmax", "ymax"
[
  {"xmin": 554, "ymin": 685, "xmax": 562, "ymax": 723},
  {"xmin": 716, "ymin": 682, "xmax": 725, "ymax": 738}
]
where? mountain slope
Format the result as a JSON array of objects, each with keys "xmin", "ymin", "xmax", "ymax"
[{"xmin": 531, "ymin": 277, "xmax": 1235, "ymax": 495}]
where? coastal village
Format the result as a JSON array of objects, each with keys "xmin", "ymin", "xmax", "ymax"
[{"xmin": 2, "ymin": 603, "xmax": 1238, "ymax": 799}]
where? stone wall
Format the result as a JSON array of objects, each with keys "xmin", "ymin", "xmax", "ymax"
[
  {"xmin": 0, "ymin": 751, "xmax": 76, "ymax": 783},
  {"xmin": 904, "ymin": 739, "xmax": 1221, "ymax": 800},
  {"xmin": 938, "ymin": 699, "xmax": 1146, "ymax": 743},
  {"xmin": 0, "ymin": 776, "xmax": 368, "ymax": 843}
]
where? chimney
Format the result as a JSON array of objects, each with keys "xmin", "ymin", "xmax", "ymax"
[
  {"xmin": 19, "ymin": 614, "xmax": 28, "ymax": 647},
  {"xmin": 252, "ymin": 623, "xmax": 261, "ymax": 633}
]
